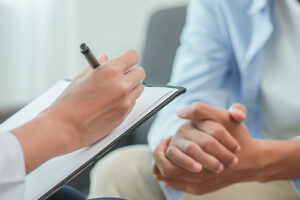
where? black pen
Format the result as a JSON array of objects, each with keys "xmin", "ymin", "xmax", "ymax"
[{"xmin": 80, "ymin": 43, "xmax": 100, "ymax": 69}]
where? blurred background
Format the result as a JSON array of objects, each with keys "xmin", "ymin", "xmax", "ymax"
[
  {"xmin": 0, "ymin": 0, "xmax": 189, "ymax": 196},
  {"xmin": 0, "ymin": 0, "xmax": 188, "ymax": 109}
]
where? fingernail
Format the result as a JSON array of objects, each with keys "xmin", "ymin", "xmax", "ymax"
[
  {"xmin": 234, "ymin": 146, "xmax": 241, "ymax": 153},
  {"xmin": 192, "ymin": 163, "xmax": 202, "ymax": 172},
  {"xmin": 215, "ymin": 164, "xmax": 224, "ymax": 174},
  {"xmin": 176, "ymin": 107, "xmax": 189, "ymax": 118},
  {"xmin": 229, "ymin": 157, "xmax": 239, "ymax": 168},
  {"xmin": 229, "ymin": 107, "xmax": 245, "ymax": 118}
]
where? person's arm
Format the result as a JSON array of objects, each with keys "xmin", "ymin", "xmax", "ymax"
[
  {"xmin": 11, "ymin": 50, "xmax": 145, "ymax": 174},
  {"xmin": 149, "ymin": 0, "xmax": 240, "ymax": 185},
  {"xmin": 258, "ymin": 139, "xmax": 300, "ymax": 182},
  {"xmin": 148, "ymin": 0, "xmax": 235, "ymax": 151}
]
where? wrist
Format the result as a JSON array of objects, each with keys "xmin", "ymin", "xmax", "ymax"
[
  {"xmin": 38, "ymin": 109, "xmax": 78, "ymax": 154},
  {"xmin": 256, "ymin": 139, "xmax": 298, "ymax": 182},
  {"xmin": 11, "ymin": 110, "xmax": 76, "ymax": 173}
]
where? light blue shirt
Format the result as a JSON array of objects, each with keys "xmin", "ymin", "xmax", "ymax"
[{"xmin": 148, "ymin": 0, "xmax": 300, "ymax": 199}]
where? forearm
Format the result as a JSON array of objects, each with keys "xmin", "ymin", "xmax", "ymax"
[
  {"xmin": 11, "ymin": 111, "xmax": 73, "ymax": 174},
  {"xmin": 259, "ymin": 139, "xmax": 300, "ymax": 182}
]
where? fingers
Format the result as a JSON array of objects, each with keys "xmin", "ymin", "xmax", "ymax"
[
  {"xmin": 107, "ymin": 49, "xmax": 140, "ymax": 72},
  {"xmin": 76, "ymin": 54, "xmax": 109, "ymax": 79},
  {"xmin": 228, "ymin": 103, "xmax": 247, "ymax": 123},
  {"xmin": 152, "ymin": 164, "xmax": 163, "ymax": 180},
  {"xmin": 193, "ymin": 120, "xmax": 241, "ymax": 154},
  {"xmin": 166, "ymin": 144, "xmax": 202, "ymax": 173},
  {"xmin": 99, "ymin": 54, "xmax": 109, "ymax": 64},
  {"xmin": 171, "ymin": 136, "xmax": 224, "ymax": 173},
  {"xmin": 116, "ymin": 84, "xmax": 144, "ymax": 122},
  {"xmin": 153, "ymin": 138, "xmax": 182, "ymax": 177},
  {"xmin": 127, "ymin": 84, "xmax": 144, "ymax": 103},
  {"xmin": 118, "ymin": 100, "xmax": 137, "ymax": 123},
  {"xmin": 124, "ymin": 66, "xmax": 146, "ymax": 90},
  {"xmin": 176, "ymin": 102, "xmax": 229, "ymax": 125}
]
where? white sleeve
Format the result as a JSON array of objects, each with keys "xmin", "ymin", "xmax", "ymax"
[{"xmin": 0, "ymin": 132, "xmax": 26, "ymax": 200}]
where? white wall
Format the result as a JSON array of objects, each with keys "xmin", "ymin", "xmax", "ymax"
[
  {"xmin": 0, "ymin": 0, "xmax": 188, "ymax": 109},
  {"xmin": 77, "ymin": 0, "xmax": 189, "ymax": 57}
]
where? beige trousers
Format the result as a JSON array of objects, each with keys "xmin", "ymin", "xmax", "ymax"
[{"xmin": 88, "ymin": 145, "xmax": 299, "ymax": 200}]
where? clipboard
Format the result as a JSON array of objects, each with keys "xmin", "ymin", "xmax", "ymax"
[{"xmin": 0, "ymin": 80, "xmax": 186, "ymax": 200}]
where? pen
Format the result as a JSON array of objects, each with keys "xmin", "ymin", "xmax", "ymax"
[{"xmin": 80, "ymin": 43, "xmax": 100, "ymax": 69}]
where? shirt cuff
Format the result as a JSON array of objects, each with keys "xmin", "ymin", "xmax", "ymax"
[
  {"xmin": 0, "ymin": 132, "xmax": 26, "ymax": 183},
  {"xmin": 291, "ymin": 180, "xmax": 300, "ymax": 197},
  {"xmin": 159, "ymin": 182, "xmax": 186, "ymax": 200}
]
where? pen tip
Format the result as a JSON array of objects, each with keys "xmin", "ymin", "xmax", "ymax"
[{"xmin": 80, "ymin": 43, "xmax": 89, "ymax": 53}]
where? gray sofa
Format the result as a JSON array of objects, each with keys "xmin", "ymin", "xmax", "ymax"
[{"xmin": 127, "ymin": 5, "xmax": 186, "ymax": 145}]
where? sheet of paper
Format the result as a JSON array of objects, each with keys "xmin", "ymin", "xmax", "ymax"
[{"xmin": 0, "ymin": 80, "xmax": 179, "ymax": 200}]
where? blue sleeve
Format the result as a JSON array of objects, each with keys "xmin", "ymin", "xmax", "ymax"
[{"xmin": 148, "ymin": 0, "xmax": 236, "ymax": 150}]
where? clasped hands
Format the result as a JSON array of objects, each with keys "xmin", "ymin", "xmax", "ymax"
[{"xmin": 152, "ymin": 102, "xmax": 266, "ymax": 195}]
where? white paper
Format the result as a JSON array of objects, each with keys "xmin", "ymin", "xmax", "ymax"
[{"xmin": 0, "ymin": 80, "xmax": 179, "ymax": 200}]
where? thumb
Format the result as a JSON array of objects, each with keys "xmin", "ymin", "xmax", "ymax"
[
  {"xmin": 99, "ymin": 54, "xmax": 108, "ymax": 64},
  {"xmin": 228, "ymin": 103, "xmax": 247, "ymax": 123},
  {"xmin": 176, "ymin": 102, "xmax": 228, "ymax": 125},
  {"xmin": 76, "ymin": 54, "xmax": 109, "ymax": 79},
  {"xmin": 161, "ymin": 136, "xmax": 173, "ymax": 153}
]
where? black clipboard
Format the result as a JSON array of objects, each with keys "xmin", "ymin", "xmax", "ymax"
[{"xmin": 39, "ymin": 84, "xmax": 186, "ymax": 200}]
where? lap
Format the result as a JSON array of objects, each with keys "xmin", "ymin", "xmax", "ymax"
[
  {"xmin": 89, "ymin": 145, "xmax": 165, "ymax": 200},
  {"xmin": 185, "ymin": 181, "xmax": 299, "ymax": 200},
  {"xmin": 89, "ymin": 145, "xmax": 299, "ymax": 200}
]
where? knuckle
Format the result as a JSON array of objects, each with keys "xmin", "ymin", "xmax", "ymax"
[
  {"xmin": 186, "ymin": 142, "xmax": 198, "ymax": 154},
  {"xmin": 212, "ymin": 123, "xmax": 225, "ymax": 137},
  {"xmin": 202, "ymin": 137, "xmax": 216, "ymax": 151},
  {"xmin": 176, "ymin": 123, "xmax": 190, "ymax": 136},
  {"xmin": 191, "ymin": 102, "xmax": 202, "ymax": 115},
  {"xmin": 166, "ymin": 146, "xmax": 178, "ymax": 160},
  {"xmin": 105, "ymin": 67, "xmax": 119, "ymax": 77},
  {"xmin": 130, "ymin": 67, "xmax": 146, "ymax": 83},
  {"xmin": 120, "ymin": 99, "xmax": 132, "ymax": 111},
  {"xmin": 117, "ymin": 82, "xmax": 130, "ymax": 96},
  {"xmin": 176, "ymin": 127, "xmax": 185, "ymax": 137}
]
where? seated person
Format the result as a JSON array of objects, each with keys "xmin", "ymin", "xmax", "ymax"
[{"xmin": 88, "ymin": 0, "xmax": 300, "ymax": 199}]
